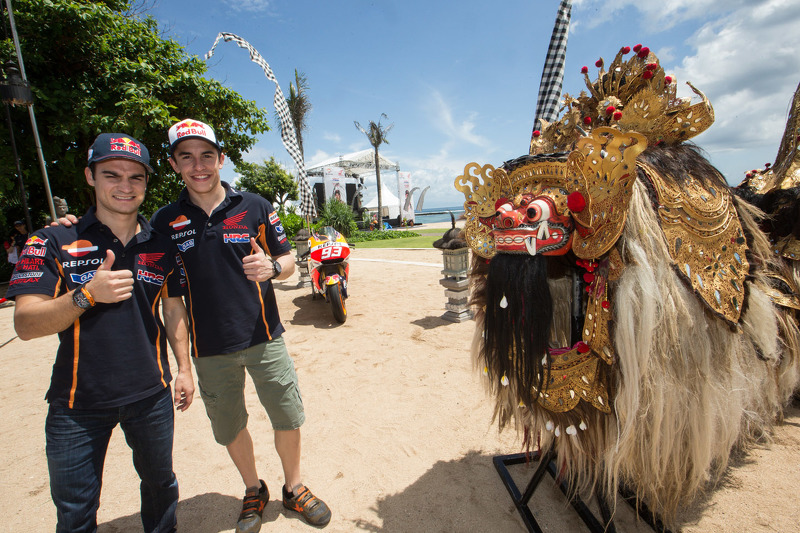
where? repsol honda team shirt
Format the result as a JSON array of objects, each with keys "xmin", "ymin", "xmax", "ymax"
[
  {"xmin": 150, "ymin": 182, "xmax": 292, "ymax": 358},
  {"xmin": 6, "ymin": 208, "xmax": 185, "ymax": 409}
]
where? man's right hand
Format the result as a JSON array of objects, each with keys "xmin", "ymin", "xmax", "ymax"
[
  {"xmin": 50, "ymin": 213, "xmax": 79, "ymax": 227},
  {"xmin": 85, "ymin": 250, "xmax": 134, "ymax": 303}
]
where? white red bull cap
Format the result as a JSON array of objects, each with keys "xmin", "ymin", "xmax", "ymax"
[{"xmin": 168, "ymin": 119, "xmax": 222, "ymax": 154}]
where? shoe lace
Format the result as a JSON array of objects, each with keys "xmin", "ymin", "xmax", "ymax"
[{"xmin": 294, "ymin": 487, "xmax": 320, "ymax": 511}]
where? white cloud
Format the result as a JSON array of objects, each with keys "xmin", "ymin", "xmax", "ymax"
[
  {"xmin": 322, "ymin": 132, "xmax": 342, "ymax": 143},
  {"xmin": 573, "ymin": 0, "xmax": 755, "ymax": 29},
  {"xmin": 221, "ymin": 0, "xmax": 272, "ymax": 13},
  {"xmin": 668, "ymin": 0, "xmax": 800, "ymax": 182},
  {"xmin": 427, "ymin": 90, "xmax": 490, "ymax": 148}
]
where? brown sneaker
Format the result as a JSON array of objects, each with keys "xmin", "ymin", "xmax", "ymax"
[
  {"xmin": 282, "ymin": 484, "xmax": 331, "ymax": 527},
  {"xmin": 235, "ymin": 480, "xmax": 269, "ymax": 533}
]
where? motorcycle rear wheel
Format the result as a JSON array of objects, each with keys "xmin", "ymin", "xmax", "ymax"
[{"xmin": 328, "ymin": 282, "xmax": 347, "ymax": 323}]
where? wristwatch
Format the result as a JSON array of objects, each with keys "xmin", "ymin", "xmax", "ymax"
[
  {"xmin": 72, "ymin": 282, "xmax": 96, "ymax": 310},
  {"xmin": 270, "ymin": 258, "xmax": 282, "ymax": 279}
]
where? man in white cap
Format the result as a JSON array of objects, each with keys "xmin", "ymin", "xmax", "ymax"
[
  {"xmin": 150, "ymin": 119, "xmax": 331, "ymax": 532},
  {"xmin": 9, "ymin": 133, "xmax": 193, "ymax": 532}
]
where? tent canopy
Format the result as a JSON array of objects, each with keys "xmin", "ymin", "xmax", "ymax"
[
  {"xmin": 364, "ymin": 184, "xmax": 401, "ymax": 219},
  {"xmin": 306, "ymin": 149, "xmax": 398, "ymax": 177}
]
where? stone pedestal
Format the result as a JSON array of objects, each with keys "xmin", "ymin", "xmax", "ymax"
[
  {"xmin": 294, "ymin": 230, "xmax": 312, "ymax": 288},
  {"xmin": 440, "ymin": 248, "xmax": 473, "ymax": 322}
]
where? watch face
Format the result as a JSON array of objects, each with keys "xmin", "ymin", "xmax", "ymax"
[
  {"xmin": 273, "ymin": 260, "xmax": 282, "ymax": 275},
  {"xmin": 73, "ymin": 286, "xmax": 92, "ymax": 309}
]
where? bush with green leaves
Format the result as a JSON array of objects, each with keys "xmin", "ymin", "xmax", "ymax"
[
  {"xmin": 277, "ymin": 205, "xmax": 306, "ymax": 243},
  {"xmin": 317, "ymin": 199, "xmax": 358, "ymax": 238},
  {"xmin": 348, "ymin": 230, "xmax": 421, "ymax": 242}
]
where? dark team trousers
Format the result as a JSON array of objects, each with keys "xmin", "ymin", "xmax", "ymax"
[{"xmin": 46, "ymin": 387, "xmax": 178, "ymax": 533}]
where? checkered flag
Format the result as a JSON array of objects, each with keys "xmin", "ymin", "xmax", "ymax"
[
  {"xmin": 206, "ymin": 33, "xmax": 317, "ymax": 217},
  {"xmin": 532, "ymin": 0, "xmax": 572, "ymax": 142}
]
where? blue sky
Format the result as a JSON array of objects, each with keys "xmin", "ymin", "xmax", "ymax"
[{"xmin": 150, "ymin": 0, "xmax": 800, "ymax": 208}]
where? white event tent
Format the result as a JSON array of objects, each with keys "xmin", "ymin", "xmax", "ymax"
[{"xmin": 305, "ymin": 149, "xmax": 404, "ymax": 219}]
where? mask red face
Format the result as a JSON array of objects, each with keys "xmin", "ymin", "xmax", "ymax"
[{"xmin": 480, "ymin": 193, "xmax": 574, "ymax": 256}]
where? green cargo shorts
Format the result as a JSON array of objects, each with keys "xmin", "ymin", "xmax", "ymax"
[{"xmin": 193, "ymin": 337, "xmax": 305, "ymax": 445}]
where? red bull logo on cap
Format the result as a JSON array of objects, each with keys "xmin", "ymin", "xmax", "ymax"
[
  {"xmin": 174, "ymin": 120, "xmax": 209, "ymax": 139},
  {"xmin": 175, "ymin": 120, "xmax": 204, "ymax": 131},
  {"xmin": 109, "ymin": 137, "xmax": 142, "ymax": 157}
]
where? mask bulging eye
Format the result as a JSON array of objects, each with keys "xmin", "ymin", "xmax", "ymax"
[{"xmin": 526, "ymin": 199, "xmax": 551, "ymax": 222}]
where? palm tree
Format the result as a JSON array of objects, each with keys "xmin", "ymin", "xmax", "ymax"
[
  {"xmin": 354, "ymin": 114, "xmax": 394, "ymax": 230},
  {"xmin": 286, "ymin": 69, "xmax": 311, "ymax": 158}
]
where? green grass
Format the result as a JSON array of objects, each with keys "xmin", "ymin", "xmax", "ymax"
[{"xmin": 351, "ymin": 228, "xmax": 445, "ymax": 249}]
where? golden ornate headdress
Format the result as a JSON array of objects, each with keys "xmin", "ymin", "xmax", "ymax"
[{"xmin": 529, "ymin": 44, "xmax": 714, "ymax": 156}]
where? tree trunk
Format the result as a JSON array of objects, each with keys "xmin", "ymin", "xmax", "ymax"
[{"xmin": 374, "ymin": 147, "xmax": 383, "ymax": 230}]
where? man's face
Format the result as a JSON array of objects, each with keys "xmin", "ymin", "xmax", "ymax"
[
  {"xmin": 168, "ymin": 138, "xmax": 225, "ymax": 197},
  {"xmin": 85, "ymin": 159, "xmax": 147, "ymax": 216},
  {"xmin": 14, "ymin": 223, "xmax": 25, "ymax": 234}
]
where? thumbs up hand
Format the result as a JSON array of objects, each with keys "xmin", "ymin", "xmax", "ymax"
[
  {"xmin": 85, "ymin": 250, "xmax": 134, "ymax": 303},
  {"xmin": 242, "ymin": 237, "xmax": 274, "ymax": 282}
]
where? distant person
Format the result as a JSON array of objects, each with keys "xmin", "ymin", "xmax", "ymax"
[
  {"xmin": 12, "ymin": 219, "xmax": 28, "ymax": 258},
  {"xmin": 150, "ymin": 119, "xmax": 331, "ymax": 531},
  {"xmin": 7, "ymin": 133, "xmax": 193, "ymax": 532}
]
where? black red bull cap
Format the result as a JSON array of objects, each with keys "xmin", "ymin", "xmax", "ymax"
[
  {"xmin": 168, "ymin": 119, "xmax": 222, "ymax": 155},
  {"xmin": 87, "ymin": 133, "xmax": 153, "ymax": 173}
]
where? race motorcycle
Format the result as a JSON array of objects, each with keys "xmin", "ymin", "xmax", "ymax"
[{"xmin": 306, "ymin": 226, "xmax": 351, "ymax": 323}]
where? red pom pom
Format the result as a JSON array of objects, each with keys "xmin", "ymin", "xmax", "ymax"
[
  {"xmin": 621, "ymin": 46, "xmax": 631, "ymax": 54},
  {"xmin": 633, "ymin": 44, "xmax": 642, "ymax": 52},
  {"xmin": 576, "ymin": 342, "xmax": 591, "ymax": 354},
  {"xmin": 533, "ymin": 130, "xmax": 541, "ymax": 138},
  {"xmin": 638, "ymin": 46, "xmax": 650, "ymax": 58},
  {"xmin": 646, "ymin": 62, "xmax": 658, "ymax": 70},
  {"xmin": 664, "ymin": 76, "xmax": 673, "ymax": 85},
  {"xmin": 765, "ymin": 162, "xmax": 771, "ymax": 168},
  {"xmin": 595, "ymin": 58, "xmax": 604, "ymax": 67},
  {"xmin": 567, "ymin": 191, "xmax": 586, "ymax": 212},
  {"xmin": 746, "ymin": 172, "xmax": 753, "ymax": 178},
  {"xmin": 601, "ymin": 300, "xmax": 610, "ymax": 309},
  {"xmin": 581, "ymin": 66, "xmax": 588, "ymax": 74},
  {"xmin": 605, "ymin": 105, "xmax": 615, "ymax": 115},
  {"xmin": 583, "ymin": 272, "xmax": 595, "ymax": 284},
  {"xmin": 583, "ymin": 116, "xmax": 592, "ymax": 125},
  {"xmin": 613, "ymin": 111, "xmax": 623, "ymax": 120},
  {"xmin": 642, "ymin": 71, "xmax": 653, "ymax": 80}
]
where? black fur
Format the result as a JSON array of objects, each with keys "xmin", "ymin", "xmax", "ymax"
[{"xmin": 483, "ymin": 253, "xmax": 553, "ymax": 406}]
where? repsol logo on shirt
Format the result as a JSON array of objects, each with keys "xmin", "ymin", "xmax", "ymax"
[
  {"xmin": 224, "ymin": 233, "xmax": 250, "ymax": 244},
  {"xmin": 63, "ymin": 258, "xmax": 104, "ymax": 268},
  {"xmin": 171, "ymin": 229, "xmax": 196, "ymax": 241},
  {"xmin": 137, "ymin": 269, "xmax": 165, "ymax": 285}
]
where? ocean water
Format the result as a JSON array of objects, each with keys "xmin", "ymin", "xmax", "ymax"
[{"xmin": 414, "ymin": 206, "xmax": 464, "ymax": 224}]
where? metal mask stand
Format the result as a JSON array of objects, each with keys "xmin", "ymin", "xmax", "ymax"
[{"xmin": 493, "ymin": 448, "xmax": 671, "ymax": 533}]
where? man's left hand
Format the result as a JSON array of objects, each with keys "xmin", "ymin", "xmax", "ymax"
[
  {"xmin": 243, "ymin": 237, "xmax": 275, "ymax": 282},
  {"xmin": 173, "ymin": 370, "xmax": 194, "ymax": 412}
]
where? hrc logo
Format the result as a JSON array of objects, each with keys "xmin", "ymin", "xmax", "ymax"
[
  {"xmin": 223, "ymin": 233, "xmax": 250, "ymax": 244},
  {"xmin": 136, "ymin": 269, "xmax": 165, "ymax": 285}
]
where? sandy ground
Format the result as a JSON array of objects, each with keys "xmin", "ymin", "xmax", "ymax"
[{"xmin": 1, "ymin": 222, "xmax": 799, "ymax": 532}]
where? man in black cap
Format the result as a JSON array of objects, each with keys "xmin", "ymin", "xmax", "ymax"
[
  {"xmin": 8, "ymin": 133, "xmax": 193, "ymax": 533},
  {"xmin": 12, "ymin": 219, "xmax": 28, "ymax": 259}
]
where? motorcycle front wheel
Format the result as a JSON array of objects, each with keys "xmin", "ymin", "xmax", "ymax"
[{"xmin": 328, "ymin": 282, "xmax": 347, "ymax": 323}]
